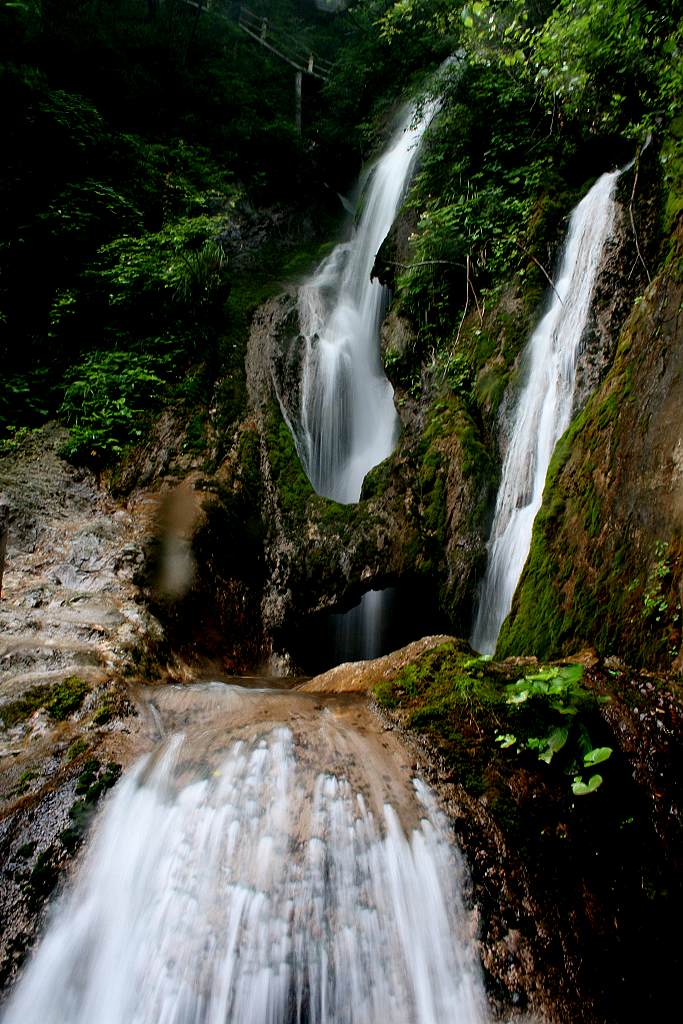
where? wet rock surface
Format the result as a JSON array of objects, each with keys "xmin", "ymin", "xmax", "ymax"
[
  {"xmin": 0, "ymin": 424, "xmax": 172, "ymax": 989},
  {"xmin": 571, "ymin": 151, "xmax": 660, "ymax": 414},
  {"xmin": 0, "ymin": 425, "xmax": 164, "ymax": 715}
]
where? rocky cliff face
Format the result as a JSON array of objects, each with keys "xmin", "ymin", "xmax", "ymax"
[{"xmin": 0, "ymin": 126, "xmax": 680, "ymax": 1022}]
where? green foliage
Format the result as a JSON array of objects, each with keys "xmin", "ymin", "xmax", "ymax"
[
  {"xmin": 459, "ymin": 0, "xmax": 682, "ymax": 137},
  {"xmin": 394, "ymin": 56, "xmax": 564, "ymax": 350},
  {"xmin": 0, "ymin": 0, "xmax": 343, "ymax": 439},
  {"xmin": 374, "ymin": 647, "xmax": 610, "ymax": 801},
  {"xmin": 527, "ymin": 0, "xmax": 681, "ymax": 137},
  {"xmin": 37, "ymin": 179, "xmax": 143, "ymax": 256},
  {"xmin": 642, "ymin": 540, "xmax": 673, "ymax": 622},
  {"xmin": 320, "ymin": 0, "xmax": 449, "ymax": 161},
  {"xmin": 0, "ymin": 424, "xmax": 32, "ymax": 455},
  {"xmin": 496, "ymin": 664, "xmax": 613, "ymax": 795},
  {"xmin": 380, "ymin": 0, "xmax": 460, "ymax": 44},
  {"xmin": 59, "ymin": 349, "xmax": 169, "ymax": 463},
  {"xmin": 0, "ymin": 370, "xmax": 53, "ymax": 439},
  {"xmin": 571, "ymin": 772, "xmax": 603, "ymax": 796},
  {"xmin": 660, "ymin": 119, "xmax": 683, "ymax": 232},
  {"xmin": 379, "ymin": 0, "xmax": 681, "ymax": 392},
  {"xmin": 91, "ymin": 216, "xmax": 229, "ymax": 316}
]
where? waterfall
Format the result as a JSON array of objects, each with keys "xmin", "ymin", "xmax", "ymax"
[
  {"xmin": 296, "ymin": 101, "xmax": 438, "ymax": 506},
  {"xmin": 471, "ymin": 170, "xmax": 620, "ymax": 655},
  {"xmin": 2, "ymin": 724, "xmax": 488, "ymax": 1024},
  {"xmin": 289, "ymin": 99, "xmax": 438, "ymax": 663}
]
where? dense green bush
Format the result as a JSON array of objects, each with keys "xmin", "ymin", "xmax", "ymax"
[{"xmin": 90, "ymin": 216, "xmax": 229, "ymax": 318}]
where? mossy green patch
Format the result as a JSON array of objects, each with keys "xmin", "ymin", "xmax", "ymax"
[
  {"xmin": 16, "ymin": 841, "xmax": 37, "ymax": 860},
  {"xmin": 373, "ymin": 640, "xmax": 505, "ymax": 796},
  {"xmin": 661, "ymin": 121, "xmax": 683, "ymax": 234},
  {"xmin": 374, "ymin": 641, "xmax": 612, "ymax": 808},
  {"xmin": 0, "ymin": 676, "xmax": 90, "ymax": 728},
  {"xmin": 25, "ymin": 851, "xmax": 60, "ymax": 911},
  {"xmin": 497, "ymin": 244, "xmax": 683, "ymax": 668},
  {"xmin": 59, "ymin": 760, "xmax": 122, "ymax": 854},
  {"xmin": 66, "ymin": 737, "xmax": 90, "ymax": 762},
  {"xmin": 264, "ymin": 405, "xmax": 315, "ymax": 518},
  {"xmin": 88, "ymin": 684, "xmax": 135, "ymax": 727},
  {"xmin": 420, "ymin": 393, "xmax": 497, "ymax": 545},
  {"xmin": 11, "ymin": 768, "xmax": 39, "ymax": 797},
  {"xmin": 45, "ymin": 676, "xmax": 90, "ymax": 721},
  {"xmin": 360, "ymin": 457, "xmax": 394, "ymax": 500}
]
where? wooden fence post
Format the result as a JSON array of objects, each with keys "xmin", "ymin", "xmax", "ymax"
[
  {"xmin": 0, "ymin": 502, "xmax": 8, "ymax": 600},
  {"xmin": 295, "ymin": 70, "xmax": 302, "ymax": 135}
]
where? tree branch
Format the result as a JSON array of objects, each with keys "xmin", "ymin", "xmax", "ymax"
[
  {"xmin": 516, "ymin": 241, "xmax": 564, "ymax": 305},
  {"xmin": 628, "ymin": 149, "xmax": 652, "ymax": 285}
]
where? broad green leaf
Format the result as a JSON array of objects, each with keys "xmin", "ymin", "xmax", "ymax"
[
  {"xmin": 495, "ymin": 733, "xmax": 516, "ymax": 749},
  {"xmin": 538, "ymin": 726, "xmax": 569, "ymax": 763},
  {"xmin": 572, "ymin": 773, "xmax": 603, "ymax": 796},
  {"xmin": 506, "ymin": 690, "xmax": 529, "ymax": 704},
  {"xmin": 583, "ymin": 746, "xmax": 612, "ymax": 767},
  {"xmin": 550, "ymin": 702, "xmax": 578, "ymax": 715},
  {"xmin": 557, "ymin": 664, "xmax": 584, "ymax": 685}
]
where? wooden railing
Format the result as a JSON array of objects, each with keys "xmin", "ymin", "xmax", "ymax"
[{"xmin": 238, "ymin": 6, "xmax": 332, "ymax": 81}]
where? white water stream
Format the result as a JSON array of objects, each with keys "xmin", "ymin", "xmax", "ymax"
[
  {"xmin": 292, "ymin": 100, "xmax": 438, "ymax": 661},
  {"xmin": 2, "ymin": 690, "xmax": 488, "ymax": 1024},
  {"xmin": 470, "ymin": 171, "xmax": 620, "ymax": 654},
  {"xmin": 296, "ymin": 102, "xmax": 437, "ymax": 505}
]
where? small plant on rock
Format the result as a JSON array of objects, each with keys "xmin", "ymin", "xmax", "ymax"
[{"xmin": 495, "ymin": 664, "xmax": 612, "ymax": 796}]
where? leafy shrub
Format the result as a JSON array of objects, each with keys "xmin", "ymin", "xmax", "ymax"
[
  {"xmin": 495, "ymin": 664, "xmax": 613, "ymax": 795},
  {"xmin": 59, "ymin": 349, "xmax": 169, "ymax": 463},
  {"xmin": 90, "ymin": 215, "xmax": 229, "ymax": 318},
  {"xmin": 395, "ymin": 60, "xmax": 560, "ymax": 343}
]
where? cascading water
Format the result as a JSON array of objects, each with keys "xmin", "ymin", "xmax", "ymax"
[
  {"xmin": 296, "ymin": 102, "xmax": 438, "ymax": 506},
  {"xmin": 471, "ymin": 170, "xmax": 620, "ymax": 655},
  {"xmin": 291, "ymin": 100, "xmax": 438, "ymax": 661},
  {"xmin": 2, "ymin": 692, "xmax": 488, "ymax": 1024}
]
